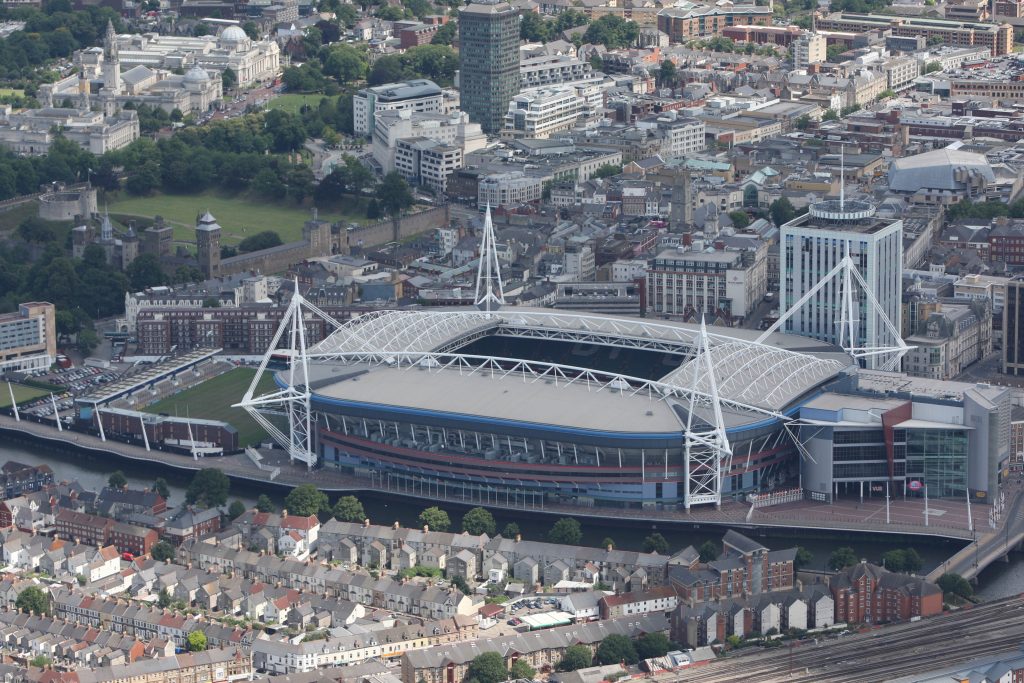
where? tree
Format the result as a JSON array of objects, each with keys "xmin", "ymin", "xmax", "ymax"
[
  {"xmin": 902, "ymin": 548, "xmax": 923, "ymax": 573},
  {"xmin": 698, "ymin": 541, "xmax": 718, "ymax": 563},
  {"xmin": 449, "ymin": 574, "xmax": 470, "ymax": 594},
  {"xmin": 823, "ymin": 108, "xmax": 839, "ymax": 121},
  {"xmin": 256, "ymin": 494, "xmax": 276, "ymax": 513},
  {"xmin": 157, "ymin": 587, "xmax": 172, "ymax": 608},
  {"xmin": 548, "ymin": 517, "xmax": 582, "ymax": 545},
  {"xmin": 795, "ymin": 546, "xmax": 813, "ymax": 571},
  {"xmin": 462, "ymin": 507, "xmax": 496, "ymax": 535},
  {"xmin": 558, "ymin": 644, "xmax": 593, "ymax": 671},
  {"xmin": 596, "ymin": 633, "xmax": 638, "ymax": 664},
  {"xmin": 601, "ymin": 537, "xmax": 615, "ymax": 549},
  {"xmin": 520, "ymin": 11, "xmax": 552, "ymax": 41},
  {"xmin": 592, "ymin": 163, "xmax": 622, "ymax": 179},
  {"xmin": 658, "ymin": 59, "xmax": 676, "ymax": 87},
  {"xmin": 377, "ymin": 171, "xmax": 414, "ymax": 216},
  {"xmin": 502, "ymin": 522, "xmax": 521, "ymax": 539},
  {"xmin": 366, "ymin": 197, "xmax": 382, "ymax": 219},
  {"xmin": 728, "ymin": 210, "xmax": 750, "ymax": 229},
  {"xmin": 937, "ymin": 572, "xmax": 973, "ymax": 599},
  {"xmin": 875, "ymin": 88, "xmax": 895, "ymax": 101},
  {"xmin": 642, "ymin": 532, "xmax": 669, "ymax": 555},
  {"xmin": 828, "ymin": 546, "xmax": 858, "ymax": 571},
  {"xmin": 187, "ymin": 630, "xmax": 207, "ymax": 652},
  {"xmin": 238, "ymin": 230, "xmax": 284, "ymax": 253},
  {"xmin": 770, "ymin": 196, "xmax": 796, "ymax": 226},
  {"xmin": 794, "ymin": 114, "xmax": 811, "ymax": 131},
  {"xmin": 29, "ymin": 656, "xmax": 51, "ymax": 669},
  {"xmin": 465, "ymin": 652, "xmax": 507, "ymax": 683},
  {"xmin": 108, "ymin": 470, "xmax": 127, "ymax": 489},
  {"xmin": 418, "ymin": 506, "xmax": 451, "ymax": 532},
  {"xmin": 923, "ymin": 61, "xmax": 942, "ymax": 74},
  {"xmin": 323, "ymin": 44, "xmax": 367, "ymax": 84},
  {"xmin": 152, "ymin": 478, "xmax": 170, "ymax": 499},
  {"xmin": 185, "ymin": 468, "xmax": 230, "ymax": 508},
  {"xmin": 881, "ymin": 549, "xmax": 906, "ymax": 572},
  {"xmin": 76, "ymin": 327, "xmax": 99, "ymax": 355},
  {"xmin": 126, "ymin": 253, "xmax": 167, "ymax": 291},
  {"xmin": 431, "ymin": 21, "xmax": 457, "ymax": 45},
  {"xmin": 242, "ymin": 20, "xmax": 260, "ymax": 39},
  {"xmin": 151, "ymin": 540, "xmax": 175, "ymax": 562},
  {"xmin": 635, "ymin": 632, "xmax": 671, "ymax": 659},
  {"xmin": 583, "ymin": 15, "xmax": 639, "ymax": 49},
  {"xmin": 228, "ymin": 499, "xmax": 246, "ymax": 520},
  {"xmin": 368, "ymin": 54, "xmax": 408, "ymax": 86},
  {"xmin": 17, "ymin": 216, "xmax": 58, "ymax": 243},
  {"xmin": 16, "ymin": 586, "xmax": 49, "ymax": 615},
  {"xmin": 332, "ymin": 495, "xmax": 365, "ymax": 522},
  {"xmin": 222, "ymin": 67, "xmax": 237, "ymax": 90},
  {"xmin": 285, "ymin": 484, "xmax": 329, "ymax": 518},
  {"xmin": 509, "ymin": 657, "xmax": 535, "ymax": 680}
]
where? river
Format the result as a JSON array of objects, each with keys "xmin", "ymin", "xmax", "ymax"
[{"xmin": 1, "ymin": 441, "xmax": 1020, "ymax": 596}]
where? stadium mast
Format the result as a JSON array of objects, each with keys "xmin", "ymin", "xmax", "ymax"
[{"xmin": 474, "ymin": 205, "xmax": 505, "ymax": 313}]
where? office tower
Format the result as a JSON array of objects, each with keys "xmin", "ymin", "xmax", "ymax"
[
  {"xmin": 459, "ymin": 0, "xmax": 520, "ymax": 134},
  {"xmin": 1003, "ymin": 277, "xmax": 1024, "ymax": 375},
  {"xmin": 779, "ymin": 195, "xmax": 903, "ymax": 369}
]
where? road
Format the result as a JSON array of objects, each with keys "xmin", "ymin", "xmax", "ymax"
[
  {"xmin": 927, "ymin": 481, "xmax": 1024, "ymax": 582},
  {"xmin": 663, "ymin": 595, "xmax": 1024, "ymax": 683}
]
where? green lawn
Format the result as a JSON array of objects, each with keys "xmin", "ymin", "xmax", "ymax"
[
  {"xmin": 266, "ymin": 93, "xmax": 331, "ymax": 115},
  {"xmin": 0, "ymin": 202, "xmax": 72, "ymax": 239},
  {"xmin": 143, "ymin": 367, "xmax": 279, "ymax": 447},
  {"xmin": 106, "ymin": 191, "xmax": 372, "ymax": 247},
  {"xmin": 0, "ymin": 383, "xmax": 50, "ymax": 408}
]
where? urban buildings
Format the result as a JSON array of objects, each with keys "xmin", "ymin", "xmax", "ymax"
[
  {"xmin": 458, "ymin": 0, "xmax": 520, "ymax": 134},
  {"xmin": 815, "ymin": 13, "xmax": 1013, "ymax": 56},
  {"xmin": 0, "ymin": 105, "xmax": 139, "ymax": 155},
  {"xmin": 353, "ymin": 79, "xmax": 445, "ymax": 136},
  {"xmin": 502, "ymin": 87, "xmax": 586, "ymax": 140},
  {"xmin": 797, "ymin": 371, "xmax": 1010, "ymax": 503},
  {"xmin": 780, "ymin": 197, "xmax": 903, "ymax": 369},
  {"xmin": 111, "ymin": 26, "xmax": 280, "ymax": 87},
  {"xmin": 39, "ymin": 22, "xmax": 223, "ymax": 116},
  {"xmin": 793, "ymin": 32, "xmax": 826, "ymax": 69},
  {"xmin": 887, "ymin": 148, "xmax": 1021, "ymax": 206},
  {"xmin": 0, "ymin": 302, "xmax": 56, "ymax": 373},
  {"xmin": 1003, "ymin": 277, "xmax": 1024, "ymax": 376},
  {"xmin": 645, "ymin": 246, "xmax": 767, "ymax": 321},
  {"xmin": 656, "ymin": 4, "xmax": 772, "ymax": 42},
  {"xmin": 371, "ymin": 110, "xmax": 485, "ymax": 176}
]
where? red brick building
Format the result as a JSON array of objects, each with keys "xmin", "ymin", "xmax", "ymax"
[
  {"xmin": 55, "ymin": 509, "xmax": 113, "ymax": 547},
  {"xmin": 109, "ymin": 521, "xmax": 159, "ymax": 556},
  {"xmin": 667, "ymin": 530, "xmax": 796, "ymax": 603},
  {"xmin": 830, "ymin": 562, "xmax": 943, "ymax": 624}
]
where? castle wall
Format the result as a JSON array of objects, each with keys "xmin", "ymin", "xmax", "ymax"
[{"xmin": 346, "ymin": 206, "xmax": 450, "ymax": 251}]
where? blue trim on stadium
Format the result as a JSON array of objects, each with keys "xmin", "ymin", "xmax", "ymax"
[{"xmin": 310, "ymin": 393, "xmax": 683, "ymax": 442}]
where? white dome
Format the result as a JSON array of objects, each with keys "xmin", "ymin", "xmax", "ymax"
[
  {"xmin": 220, "ymin": 25, "xmax": 248, "ymax": 43},
  {"xmin": 184, "ymin": 65, "xmax": 210, "ymax": 83}
]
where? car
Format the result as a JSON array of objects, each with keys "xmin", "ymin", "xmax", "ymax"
[
  {"xmin": 506, "ymin": 619, "xmax": 517, "ymax": 625},
  {"xmin": 121, "ymin": 552, "xmax": 134, "ymax": 561}
]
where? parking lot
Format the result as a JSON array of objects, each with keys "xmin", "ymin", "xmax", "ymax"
[
  {"xmin": 16, "ymin": 364, "xmax": 125, "ymax": 420},
  {"xmin": 478, "ymin": 595, "xmax": 568, "ymax": 637}
]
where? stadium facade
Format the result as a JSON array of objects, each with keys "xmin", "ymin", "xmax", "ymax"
[{"xmin": 241, "ymin": 302, "xmax": 853, "ymax": 510}]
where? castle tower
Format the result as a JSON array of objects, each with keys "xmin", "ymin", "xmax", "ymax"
[
  {"xmin": 100, "ymin": 209, "xmax": 113, "ymax": 242},
  {"xmin": 195, "ymin": 211, "xmax": 222, "ymax": 280},
  {"xmin": 102, "ymin": 20, "xmax": 121, "ymax": 95}
]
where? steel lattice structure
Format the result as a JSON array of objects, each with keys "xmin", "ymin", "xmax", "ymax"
[{"xmin": 238, "ymin": 293, "xmax": 849, "ymax": 506}]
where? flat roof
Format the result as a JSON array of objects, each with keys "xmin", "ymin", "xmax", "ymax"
[{"xmin": 309, "ymin": 362, "xmax": 684, "ymax": 435}]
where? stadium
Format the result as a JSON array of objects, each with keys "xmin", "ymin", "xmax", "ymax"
[{"xmin": 241, "ymin": 304, "xmax": 854, "ymax": 511}]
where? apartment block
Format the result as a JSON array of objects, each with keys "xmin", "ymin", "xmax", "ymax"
[{"xmin": 0, "ymin": 301, "xmax": 56, "ymax": 372}]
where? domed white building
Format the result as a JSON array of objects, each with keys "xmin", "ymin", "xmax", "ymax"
[{"xmin": 88, "ymin": 26, "xmax": 280, "ymax": 89}]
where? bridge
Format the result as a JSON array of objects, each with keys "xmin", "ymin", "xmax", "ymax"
[{"xmin": 926, "ymin": 484, "xmax": 1024, "ymax": 583}]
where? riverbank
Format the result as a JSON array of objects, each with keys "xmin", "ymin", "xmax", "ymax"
[
  {"xmin": 0, "ymin": 414, "xmax": 977, "ymax": 544},
  {"xmin": 0, "ymin": 436, "xmax": 972, "ymax": 575}
]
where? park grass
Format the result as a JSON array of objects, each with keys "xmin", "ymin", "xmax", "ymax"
[
  {"xmin": 106, "ymin": 191, "xmax": 373, "ymax": 247},
  {"xmin": 266, "ymin": 94, "xmax": 330, "ymax": 115},
  {"xmin": 0, "ymin": 383, "xmax": 50, "ymax": 408},
  {"xmin": 0, "ymin": 88, "xmax": 24, "ymax": 97},
  {"xmin": 143, "ymin": 367, "xmax": 279, "ymax": 447},
  {"xmin": 0, "ymin": 202, "xmax": 72, "ymax": 238}
]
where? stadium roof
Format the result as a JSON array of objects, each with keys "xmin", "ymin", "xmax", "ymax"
[
  {"xmin": 888, "ymin": 148, "xmax": 995, "ymax": 192},
  {"xmin": 306, "ymin": 309, "xmax": 850, "ymax": 415}
]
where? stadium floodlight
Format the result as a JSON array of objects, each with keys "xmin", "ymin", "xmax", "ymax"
[{"xmin": 234, "ymin": 281, "xmax": 344, "ymax": 469}]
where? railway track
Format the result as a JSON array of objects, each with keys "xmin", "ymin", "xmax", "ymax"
[{"xmin": 666, "ymin": 596, "xmax": 1024, "ymax": 683}]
